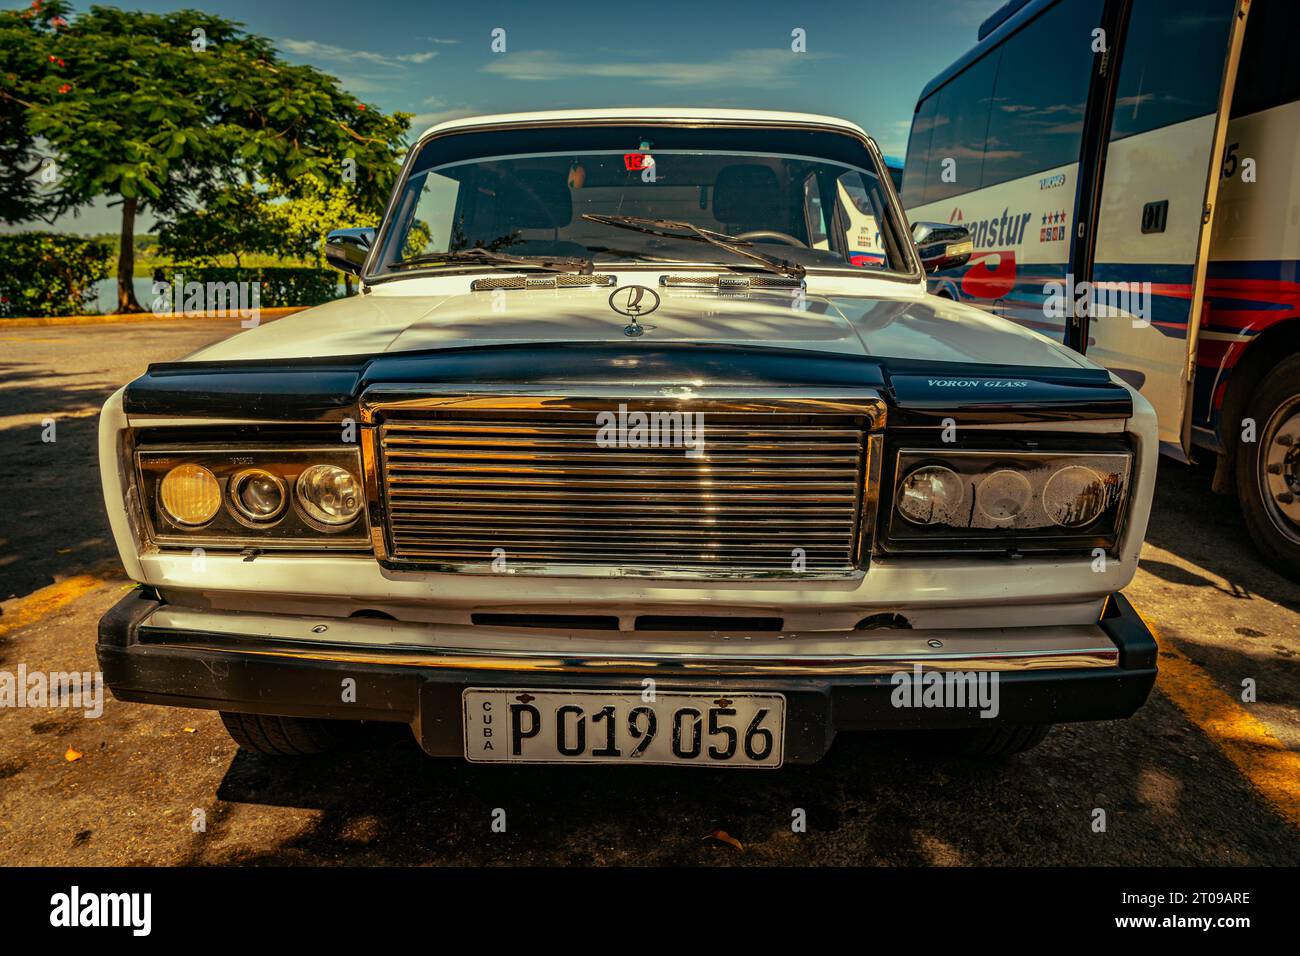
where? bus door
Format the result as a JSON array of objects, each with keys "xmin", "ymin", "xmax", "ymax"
[{"xmin": 1076, "ymin": 0, "xmax": 1251, "ymax": 458}]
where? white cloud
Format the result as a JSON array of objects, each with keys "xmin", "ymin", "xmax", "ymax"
[
  {"xmin": 333, "ymin": 74, "xmax": 386, "ymax": 95},
  {"xmin": 407, "ymin": 106, "xmax": 481, "ymax": 131},
  {"xmin": 481, "ymin": 49, "xmax": 833, "ymax": 87},
  {"xmin": 875, "ymin": 119, "xmax": 914, "ymax": 157},
  {"xmin": 279, "ymin": 38, "xmax": 439, "ymax": 66}
]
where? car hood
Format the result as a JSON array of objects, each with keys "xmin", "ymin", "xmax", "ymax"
[{"xmin": 182, "ymin": 284, "xmax": 1092, "ymax": 372}]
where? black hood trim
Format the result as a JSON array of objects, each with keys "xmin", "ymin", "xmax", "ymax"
[
  {"xmin": 883, "ymin": 360, "xmax": 1131, "ymax": 426},
  {"xmin": 122, "ymin": 342, "xmax": 1131, "ymax": 426}
]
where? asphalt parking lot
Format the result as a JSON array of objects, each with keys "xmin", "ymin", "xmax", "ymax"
[{"xmin": 0, "ymin": 318, "xmax": 1297, "ymax": 865}]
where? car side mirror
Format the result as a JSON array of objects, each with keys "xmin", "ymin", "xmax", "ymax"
[
  {"xmin": 911, "ymin": 222, "xmax": 973, "ymax": 274},
  {"xmin": 324, "ymin": 227, "xmax": 377, "ymax": 277}
]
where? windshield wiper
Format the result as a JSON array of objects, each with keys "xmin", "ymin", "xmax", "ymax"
[
  {"xmin": 581, "ymin": 214, "xmax": 805, "ymax": 280},
  {"xmin": 392, "ymin": 248, "xmax": 594, "ymax": 274}
]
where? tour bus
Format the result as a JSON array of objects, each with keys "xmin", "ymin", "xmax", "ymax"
[{"xmin": 901, "ymin": 0, "xmax": 1300, "ymax": 580}]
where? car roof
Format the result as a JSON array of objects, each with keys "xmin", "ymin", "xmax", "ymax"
[{"xmin": 416, "ymin": 108, "xmax": 870, "ymax": 144}]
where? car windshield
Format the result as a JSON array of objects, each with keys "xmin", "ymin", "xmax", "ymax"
[{"xmin": 371, "ymin": 123, "xmax": 911, "ymax": 278}]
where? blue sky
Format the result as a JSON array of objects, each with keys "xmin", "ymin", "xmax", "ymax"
[{"xmin": 7, "ymin": 0, "xmax": 1004, "ymax": 232}]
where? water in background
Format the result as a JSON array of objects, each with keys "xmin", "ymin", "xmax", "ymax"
[{"xmin": 93, "ymin": 278, "xmax": 156, "ymax": 313}]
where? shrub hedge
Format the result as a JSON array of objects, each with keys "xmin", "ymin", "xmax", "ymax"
[
  {"xmin": 0, "ymin": 233, "xmax": 113, "ymax": 318},
  {"xmin": 151, "ymin": 266, "xmax": 341, "ymax": 309}
]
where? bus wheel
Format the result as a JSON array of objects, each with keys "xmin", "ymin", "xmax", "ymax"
[{"xmin": 1236, "ymin": 354, "xmax": 1300, "ymax": 582}]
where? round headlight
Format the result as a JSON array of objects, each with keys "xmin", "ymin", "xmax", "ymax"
[
  {"xmin": 897, "ymin": 465, "xmax": 965, "ymax": 525},
  {"xmin": 229, "ymin": 468, "xmax": 287, "ymax": 523},
  {"xmin": 295, "ymin": 464, "xmax": 363, "ymax": 527},
  {"xmin": 1044, "ymin": 465, "xmax": 1108, "ymax": 527},
  {"xmin": 976, "ymin": 469, "xmax": 1032, "ymax": 523},
  {"xmin": 159, "ymin": 464, "xmax": 221, "ymax": 526}
]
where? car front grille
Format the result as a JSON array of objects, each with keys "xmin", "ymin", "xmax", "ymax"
[{"xmin": 374, "ymin": 403, "xmax": 876, "ymax": 576}]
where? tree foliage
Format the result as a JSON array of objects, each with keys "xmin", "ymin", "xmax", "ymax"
[
  {"xmin": 155, "ymin": 181, "xmax": 277, "ymax": 267},
  {"xmin": 156, "ymin": 174, "xmax": 385, "ymax": 270},
  {"xmin": 0, "ymin": 0, "xmax": 65, "ymax": 222},
  {"xmin": 266, "ymin": 175, "xmax": 383, "ymax": 266},
  {"xmin": 0, "ymin": 0, "xmax": 410, "ymax": 310}
]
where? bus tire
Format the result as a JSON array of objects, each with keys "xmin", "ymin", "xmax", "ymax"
[{"xmin": 1235, "ymin": 353, "xmax": 1300, "ymax": 582}]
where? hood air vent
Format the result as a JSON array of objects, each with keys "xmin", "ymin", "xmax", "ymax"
[
  {"xmin": 659, "ymin": 274, "xmax": 804, "ymax": 293},
  {"xmin": 470, "ymin": 274, "xmax": 617, "ymax": 291}
]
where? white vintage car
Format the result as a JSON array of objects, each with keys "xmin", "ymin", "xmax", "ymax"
[{"xmin": 97, "ymin": 108, "xmax": 1159, "ymax": 766}]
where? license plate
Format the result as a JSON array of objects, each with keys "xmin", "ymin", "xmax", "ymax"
[{"xmin": 462, "ymin": 688, "xmax": 786, "ymax": 768}]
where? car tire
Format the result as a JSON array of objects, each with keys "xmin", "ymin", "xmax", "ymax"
[
  {"xmin": 219, "ymin": 712, "xmax": 358, "ymax": 756},
  {"xmin": 1234, "ymin": 354, "xmax": 1300, "ymax": 582},
  {"xmin": 934, "ymin": 724, "xmax": 1051, "ymax": 757}
]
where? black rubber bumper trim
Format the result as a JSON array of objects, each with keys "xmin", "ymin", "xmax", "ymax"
[
  {"xmin": 1099, "ymin": 590, "xmax": 1158, "ymax": 669},
  {"xmin": 97, "ymin": 589, "xmax": 1158, "ymax": 764}
]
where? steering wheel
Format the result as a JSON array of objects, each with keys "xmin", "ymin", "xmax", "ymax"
[{"xmin": 733, "ymin": 229, "xmax": 808, "ymax": 248}]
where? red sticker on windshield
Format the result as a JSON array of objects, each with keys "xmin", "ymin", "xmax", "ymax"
[{"xmin": 624, "ymin": 153, "xmax": 654, "ymax": 171}]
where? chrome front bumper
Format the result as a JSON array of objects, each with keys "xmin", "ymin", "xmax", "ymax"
[{"xmin": 98, "ymin": 590, "xmax": 1157, "ymax": 762}]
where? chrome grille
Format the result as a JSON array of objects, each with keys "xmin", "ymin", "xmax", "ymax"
[{"xmin": 376, "ymin": 407, "xmax": 871, "ymax": 575}]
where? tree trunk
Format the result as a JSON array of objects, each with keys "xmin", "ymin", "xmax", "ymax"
[{"xmin": 115, "ymin": 195, "xmax": 142, "ymax": 313}]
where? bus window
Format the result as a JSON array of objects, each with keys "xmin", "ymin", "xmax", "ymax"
[
  {"xmin": 1230, "ymin": 0, "xmax": 1300, "ymax": 118},
  {"xmin": 924, "ymin": 51, "xmax": 999, "ymax": 203},
  {"xmin": 1109, "ymin": 0, "xmax": 1234, "ymax": 140},
  {"xmin": 980, "ymin": 0, "xmax": 1102, "ymax": 189},
  {"xmin": 901, "ymin": 0, "xmax": 1102, "ymax": 336},
  {"xmin": 901, "ymin": 93, "xmax": 939, "ymax": 208}
]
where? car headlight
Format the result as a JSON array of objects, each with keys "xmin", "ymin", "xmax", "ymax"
[
  {"xmin": 884, "ymin": 446, "xmax": 1131, "ymax": 553},
  {"xmin": 159, "ymin": 464, "xmax": 222, "ymax": 526},
  {"xmin": 1043, "ymin": 465, "xmax": 1110, "ymax": 528},
  {"xmin": 975, "ymin": 469, "xmax": 1032, "ymax": 523},
  {"xmin": 296, "ymin": 464, "xmax": 363, "ymax": 527},
  {"xmin": 897, "ymin": 465, "xmax": 964, "ymax": 525},
  {"xmin": 229, "ymin": 468, "xmax": 288, "ymax": 523},
  {"xmin": 135, "ymin": 445, "xmax": 369, "ymax": 548}
]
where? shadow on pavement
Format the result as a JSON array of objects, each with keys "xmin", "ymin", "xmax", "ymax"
[
  {"xmin": 200, "ymin": 705, "xmax": 1300, "ymax": 866},
  {"xmin": 1140, "ymin": 456, "xmax": 1299, "ymax": 613},
  {"xmin": 0, "ymin": 365, "xmax": 120, "ymax": 600}
]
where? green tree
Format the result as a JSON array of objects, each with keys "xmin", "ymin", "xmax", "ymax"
[
  {"xmin": 155, "ymin": 181, "xmax": 276, "ymax": 268},
  {"xmin": 3, "ymin": 1, "xmax": 409, "ymax": 311},
  {"xmin": 267, "ymin": 175, "xmax": 382, "ymax": 265},
  {"xmin": 0, "ymin": 1, "xmax": 64, "ymax": 223}
]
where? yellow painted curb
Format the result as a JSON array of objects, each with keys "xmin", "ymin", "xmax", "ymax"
[
  {"xmin": 1140, "ymin": 608, "xmax": 1300, "ymax": 830},
  {"xmin": 0, "ymin": 307, "xmax": 309, "ymax": 329},
  {"xmin": 0, "ymin": 572, "xmax": 116, "ymax": 639}
]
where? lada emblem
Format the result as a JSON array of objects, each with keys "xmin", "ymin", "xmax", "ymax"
[{"xmin": 609, "ymin": 284, "xmax": 660, "ymax": 336}]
